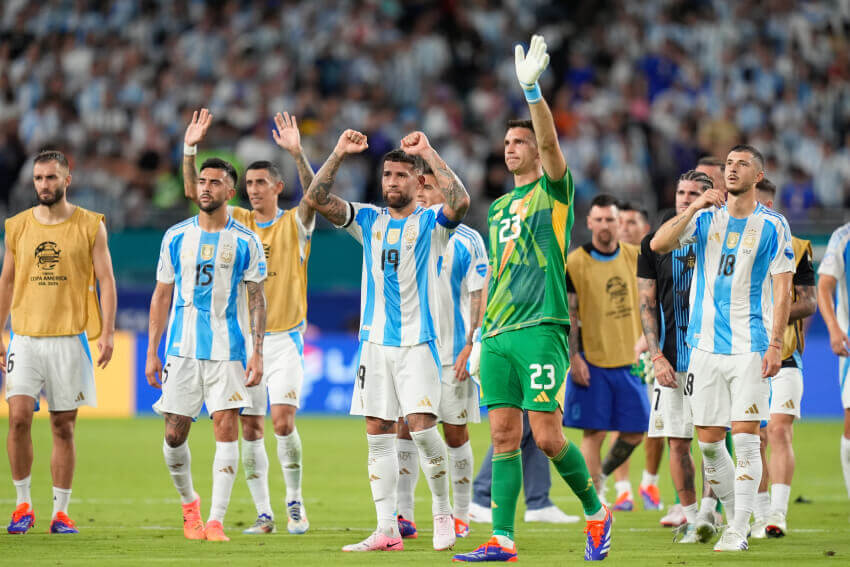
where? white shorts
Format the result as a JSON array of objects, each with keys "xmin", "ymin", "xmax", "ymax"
[
  {"xmin": 350, "ymin": 341, "xmax": 442, "ymax": 421},
  {"xmin": 769, "ymin": 365, "xmax": 803, "ymax": 418},
  {"xmin": 647, "ymin": 373, "xmax": 694, "ymax": 439},
  {"xmin": 153, "ymin": 355, "xmax": 249, "ymax": 419},
  {"xmin": 5, "ymin": 333, "xmax": 96, "ymax": 412},
  {"xmin": 243, "ymin": 331, "xmax": 304, "ymax": 416},
  {"xmin": 840, "ymin": 356, "xmax": 850, "ymax": 409},
  {"xmin": 439, "ymin": 365, "xmax": 481, "ymax": 425},
  {"xmin": 688, "ymin": 349, "xmax": 769, "ymax": 427}
]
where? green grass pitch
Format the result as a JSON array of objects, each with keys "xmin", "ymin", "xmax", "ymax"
[{"xmin": 0, "ymin": 417, "xmax": 848, "ymax": 565}]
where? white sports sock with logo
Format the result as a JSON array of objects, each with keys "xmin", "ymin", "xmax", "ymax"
[
  {"xmin": 698, "ymin": 440, "xmax": 735, "ymax": 522},
  {"xmin": 396, "ymin": 438, "xmax": 420, "ymax": 522},
  {"xmin": 841, "ymin": 436, "xmax": 850, "ymax": 498},
  {"xmin": 242, "ymin": 438, "xmax": 272, "ymax": 517},
  {"xmin": 367, "ymin": 433, "xmax": 400, "ymax": 536},
  {"xmin": 731, "ymin": 433, "xmax": 762, "ymax": 533},
  {"xmin": 163, "ymin": 439, "xmax": 196, "ymax": 504},
  {"xmin": 52, "ymin": 487, "xmax": 71, "ymax": 518},
  {"xmin": 13, "ymin": 476, "xmax": 31, "ymax": 507},
  {"xmin": 448, "ymin": 441, "xmax": 474, "ymax": 523},
  {"xmin": 410, "ymin": 426, "xmax": 452, "ymax": 516},
  {"xmin": 209, "ymin": 441, "xmax": 239, "ymax": 523},
  {"xmin": 276, "ymin": 429, "xmax": 303, "ymax": 502}
]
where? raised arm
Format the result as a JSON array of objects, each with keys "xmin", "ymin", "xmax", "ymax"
[
  {"xmin": 515, "ymin": 35, "xmax": 565, "ymax": 180},
  {"xmin": 272, "ymin": 112, "xmax": 316, "ymax": 226},
  {"xmin": 400, "ymin": 131, "xmax": 470, "ymax": 222},
  {"xmin": 92, "ymin": 221, "xmax": 117, "ymax": 368},
  {"xmin": 0, "ymin": 233, "xmax": 15, "ymax": 374},
  {"xmin": 650, "ymin": 189, "xmax": 725, "ymax": 254},
  {"xmin": 145, "ymin": 281, "xmax": 174, "ymax": 388},
  {"xmin": 244, "ymin": 280, "xmax": 266, "ymax": 387},
  {"xmin": 182, "ymin": 108, "xmax": 214, "ymax": 202},
  {"xmin": 818, "ymin": 275, "xmax": 850, "ymax": 356},
  {"xmin": 304, "ymin": 129, "xmax": 369, "ymax": 226},
  {"xmin": 762, "ymin": 271, "xmax": 793, "ymax": 378}
]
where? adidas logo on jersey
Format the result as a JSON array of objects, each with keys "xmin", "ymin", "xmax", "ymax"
[
  {"xmin": 417, "ymin": 397, "xmax": 433, "ymax": 408},
  {"xmin": 457, "ymin": 410, "xmax": 468, "ymax": 420},
  {"xmin": 75, "ymin": 392, "xmax": 85, "ymax": 402},
  {"xmin": 218, "ymin": 465, "xmax": 235, "ymax": 474},
  {"xmin": 782, "ymin": 399, "xmax": 795, "ymax": 409},
  {"xmin": 369, "ymin": 474, "xmax": 381, "ymax": 481},
  {"xmin": 744, "ymin": 404, "xmax": 759, "ymax": 415},
  {"xmin": 285, "ymin": 390, "xmax": 297, "ymax": 399},
  {"xmin": 533, "ymin": 391, "xmax": 550, "ymax": 403},
  {"xmin": 227, "ymin": 392, "xmax": 244, "ymax": 402},
  {"xmin": 736, "ymin": 474, "xmax": 754, "ymax": 481}
]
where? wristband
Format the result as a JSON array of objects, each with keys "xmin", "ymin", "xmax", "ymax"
[
  {"xmin": 651, "ymin": 353, "xmax": 665, "ymax": 363},
  {"xmin": 768, "ymin": 343, "xmax": 781, "ymax": 350},
  {"xmin": 183, "ymin": 143, "xmax": 197, "ymax": 156},
  {"xmin": 520, "ymin": 81, "xmax": 542, "ymax": 104},
  {"xmin": 472, "ymin": 328, "xmax": 482, "ymax": 343}
]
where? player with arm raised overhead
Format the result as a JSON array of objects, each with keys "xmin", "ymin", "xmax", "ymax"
[
  {"xmin": 453, "ymin": 34, "xmax": 611, "ymax": 564},
  {"xmin": 305, "ymin": 127, "xmax": 469, "ymax": 553},
  {"xmin": 146, "ymin": 157, "xmax": 267, "ymax": 542},
  {"xmin": 183, "ymin": 109, "xmax": 316, "ymax": 535},
  {"xmin": 2, "ymin": 150, "xmax": 116, "ymax": 535},
  {"xmin": 651, "ymin": 144, "xmax": 794, "ymax": 552}
]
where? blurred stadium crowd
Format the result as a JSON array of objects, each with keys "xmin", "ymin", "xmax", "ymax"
[{"xmin": 1, "ymin": 0, "xmax": 850, "ymax": 233}]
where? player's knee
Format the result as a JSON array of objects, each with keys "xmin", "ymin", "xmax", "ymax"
[
  {"xmin": 533, "ymin": 431, "xmax": 566, "ymax": 457},
  {"xmin": 8, "ymin": 415, "xmax": 31, "ymax": 436},
  {"xmin": 51, "ymin": 422, "xmax": 75, "ymax": 443},
  {"xmin": 443, "ymin": 424, "xmax": 469, "ymax": 447},
  {"xmin": 619, "ymin": 432, "xmax": 644, "ymax": 446},
  {"xmin": 165, "ymin": 430, "xmax": 188, "ymax": 447}
]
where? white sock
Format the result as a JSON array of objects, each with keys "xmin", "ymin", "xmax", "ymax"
[
  {"xmin": 682, "ymin": 503, "xmax": 698, "ymax": 524},
  {"xmin": 731, "ymin": 433, "xmax": 762, "ymax": 533},
  {"xmin": 842, "ymin": 436, "xmax": 850, "ymax": 498},
  {"xmin": 754, "ymin": 490, "xmax": 770, "ymax": 521},
  {"xmin": 242, "ymin": 438, "xmax": 272, "ymax": 517},
  {"xmin": 698, "ymin": 440, "xmax": 735, "ymax": 523},
  {"xmin": 397, "ymin": 438, "xmax": 419, "ymax": 521},
  {"xmin": 13, "ymin": 476, "xmax": 31, "ymax": 506},
  {"xmin": 209, "ymin": 441, "xmax": 239, "ymax": 523},
  {"xmin": 596, "ymin": 473, "xmax": 608, "ymax": 496},
  {"xmin": 641, "ymin": 470, "xmax": 659, "ymax": 487},
  {"xmin": 52, "ymin": 487, "xmax": 71, "ymax": 517},
  {"xmin": 448, "ymin": 441, "xmax": 474, "ymax": 522},
  {"xmin": 698, "ymin": 496, "xmax": 717, "ymax": 520},
  {"xmin": 614, "ymin": 480, "xmax": 632, "ymax": 497},
  {"xmin": 410, "ymin": 426, "xmax": 452, "ymax": 516},
  {"xmin": 367, "ymin": 433, "xmax": 400, "ymax": 536},
  {"xmin": 276, "ymin": 429, "xmax": 303, "ymax": 502},
  {"xmin": 163, "ymin": 440, "xmax": 196, "ymax": 505},
  {"xmin": 770, "ymin": 483, "xmax": 791, "ymax": 516}
]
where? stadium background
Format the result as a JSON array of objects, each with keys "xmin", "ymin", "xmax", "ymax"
[{"xmin": 1, "ymin": 0, "xmax": 850, "ymax": 419}]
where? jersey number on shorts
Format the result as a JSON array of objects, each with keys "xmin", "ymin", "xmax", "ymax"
[
  {"xmin": 358, "ymin": 365, "xmax": 366, "ymax": 389},
  {"xmin": 195, "ymin": 263, "xmax": 214, "ymax": 286},
  {"xmin": 162, "ymin": 362, "xmax": 171, "ymax": 384},
  {"xmin": 717, "ymin": 253, "xmax": 736, "ymax": 276},
  {"xmin": 684, "ymin": 372, "xmax": 694, "ymax": 396},
  {"xmin": 5, "ymin": 353, "xmax": 14, "ymax": 373},
  {"xmin": 498, "ymin": 215, "xmax": 521, "ymax": 243},
  {"xmin": 381, "ymin": 249, "xmax": 399, "ymax": 271},
  {"xmin": 529, "ymin": 363, "xmax": 555, "ymax": 390},
  {"xmin": 653, "ymin": 387, "xmax": 661, "ymax": 411}
]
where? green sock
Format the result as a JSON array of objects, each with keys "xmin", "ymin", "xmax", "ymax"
[
  {"xmin": 491, "ymin": 449, "xmax": 522, "ymax": 540},
  {"xmin": 675, "ymin": 491, "xmax": 680, "ymax": 505},
  {"xmin": 551, "ymin": 441, "xmax": 602, "ymax": 516}
]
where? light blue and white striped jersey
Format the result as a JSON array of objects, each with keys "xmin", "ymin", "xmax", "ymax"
[
  {"xmin": 435, "ymin": 224, "xmax": 488, "ymax": 365},
  {"xmin": 156, "ymin": 216, "xmax": 267, "ymax": 363},
  {"xmin": 340, "ymin": 203, "xmax": 458, "ymax": 346},
  {"xmin": 818, "ymin": 223, "xmax": 850, "ymax": 384},
  {"xmin": 679, "ymin": 203, "xmax": 794, "ymax": 354}
]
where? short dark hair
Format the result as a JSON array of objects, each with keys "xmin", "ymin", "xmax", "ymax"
[
  {"xmin": 506, "ymin": 119, "xmax": 535, "ymax": 134},
  {"xmin": 618, "ymin": 201, "xmax": 650, "ymax": 224},
  {"xmin": 728, "ymin": 144, "xmax": 765, "ymax": 170},
  {"xmin": 756, "ymin": 177, "xmax": 776, "ymax": 198},
  {"xmin": 200, "ymin": 157, "xmax": 238, "ymax": 186},
  {"xmin": 34, "ymin": 150, "xmax": 69, "ymax": 170},
  {"xmin": 381, "ymin": 149, "xmax": 421, "ymax": 173},
  {"xmin": 678, "ymin": 169, "xmax": 713, "ymax": 191},
  {"xmin": 590, "ymin": 194, "xmax": 619, "ymax": 209},
  {"xmin": 697, "ymin": 156, "xmax": 723, "ymax": 167},
  {"xmin": 418, "ymin": 162, "xmax": 434, "ymax": 176},
  {"xmin": 246, "ymin": 160, "xmax": 282, "ymax": 182}
]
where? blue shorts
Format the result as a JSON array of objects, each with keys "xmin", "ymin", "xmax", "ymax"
[{"xmin": 563, "ymin": 362, "xmax": 650, "ymax": 432}]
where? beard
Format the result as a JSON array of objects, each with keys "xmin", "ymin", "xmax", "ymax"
[
  {"xmin": 37, "ymin": 187, "xmax": 64, "ymax": 206},
  {"xmin": 726, "ymin": 184, "xmax": 750, "ymax": 196},
  {"xmin": 198, "ymin": 196, "xmax": 226, "ymax": 213},
  {"xmin": 384, "ymin": 191, "xmax": 413, "ymax": 209}
]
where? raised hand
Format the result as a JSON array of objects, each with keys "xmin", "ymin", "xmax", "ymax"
[
  {"xmin": 515, "ymin": 34, "xmax": 550, "ymax": 86},
  {"xmin": 334, "ymin": 129, "xmax": 369, "ymax": 156},
  {"xmin": 272, "ymin": 111, "xmax": 302, "ymax": 154},
  {"xmin": 400, "ymin": 131, "xmax": 433, "ymax": 157},
  {"xmin": 691, "ymin": 188, "xmax": 725, "ymax": 211},
  {"xmin": 185, "ymin": 108, "xmax": 213, "ymax": 147}
]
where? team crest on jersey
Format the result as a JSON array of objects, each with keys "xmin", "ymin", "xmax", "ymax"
[
  {"xmin": 726, "ymin": 232, "xmax": 740, "ymax": 248},
  {"xmin": 200, "ymin": 244, "xmax": 215, "ymax": 260},
  {"xmin": 220, "ymin": 244, "xmax": 234, "ymax": 263},
  {"xmin": 34, "ymin": 241, "xmax": 61, "ymax": 270},
  {"xmin": 403, "ymin": 225, "xmax": 418, "ymax": 246},
  {"xmin": 387, "ymin": 228, "xmax": 401, "ymax": 245},
  {"xmin": 743, "ymin": 235, "xmax": 756, "ymax": 248},
  {"xmin": 709, "ymin": 232, "xmax": 721, "ymax": 243}
]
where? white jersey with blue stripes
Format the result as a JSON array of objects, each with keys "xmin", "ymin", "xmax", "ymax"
[
  {"xmin": 341, "ymin": 203, "xmax": 457, "ymax": 347},
  {"xmin": 156, "ymin": 216, "xmax": 267, "ymax": 363},
  {"xmin": 679, "ymin": 203, "xmax": 794, "ymax": 354},
  {"xmin": 818, "ymin": 222, "xmax": 850, "ymax": 385},
  {"xmin": 435, "ymin": 224, "xmax": 488, "ymax": 365}
]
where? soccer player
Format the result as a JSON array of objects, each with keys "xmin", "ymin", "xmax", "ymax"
[
  {"xmin": 2, "ymin": 150, "xmax": 117, "ymax": 534},
  {"xmin": 564, "ymin": 194, "xmax": 648, "ymax": 512},
  {"xmin": 747, "ymin": 178, "xmax": 816, "ymax": 538},
  {"xmin": 637, "ymin": 170, "xmax": 718, "ymax": 543},
  {"xmin": 304, "ymin": 128, "xmax": 470, "ymax": 552},
  {"xmin": 182, "ymin": 109, "xmax": 316, "ymax": 534},
  {"xmin": 651, "ymin": 144, "xmax": 794, "ymax": 552},
  {"xmin": 395, "ymin": 163, "xmax": 487, "ymax": 540},
  {"xmin": 618, "ymin": 202, "xmax": 651, "ymax": 246},
  {"xmin": 696, "ymin": 156, "xmax": 725, "ymax": 196},
  {"xmin": 815, "ymin": 219, "xmax": 850, "ymax": 502},
  {"xmin": 146, "ymin": 157, "xmax": 267, "ymax": 542},
  {"xmin": 454, "ymin": 35, "xmax": 611, "ymax": 563}
]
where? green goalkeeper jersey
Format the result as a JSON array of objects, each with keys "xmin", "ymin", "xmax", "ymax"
[{"xmin": 482, "ymin": 170, "xmax": 575, "ymax": 338}]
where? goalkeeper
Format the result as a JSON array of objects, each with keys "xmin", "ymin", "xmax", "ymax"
[{"xmin": 453, "ymin": 34, "xmax": 611, "ymax": 563}]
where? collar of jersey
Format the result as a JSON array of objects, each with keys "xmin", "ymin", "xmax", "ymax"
[
  {"xmin": 583, "ymin": 241, "xmax": 620, "ymax": 262},
  {"xmin": 511, "ymin": 176, "xmax": 542, "ymax": 196},
  {"xmin": 255, "ymin": 208, "xmax": 284, "ymax": 228},
  {"xmin": 193, "ymin": 215, "xmax": 235, "ymax": 232}
]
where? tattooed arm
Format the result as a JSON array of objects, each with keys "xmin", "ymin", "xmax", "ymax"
[
  {"xmin": 244, "ymin": 280, "xmax": 266, "ymax": 386},
  {"xmin": 400, "ymin": 131, "xmax": 470, "ymax": 222},
  {"xmin": 789, "ymin": 284, "xmax": 816, "ymax": 323},
  {"xmin": 271, "ymin": 112, "xmax": 316, "ymax": 226},
  {"xmin": 639, "ymin": 277, "xmax": 676, "ymax": 387},
  {"xmin": 650, "ymin": 189, "xmax": 725, "ymax": 254},
  {"xmin": 304, "ymin": 129, "xmax": 368, "ymax": 226},
  {"xmin": 567, "ymin": 291, "xmax": 590, "ymax": 386}
]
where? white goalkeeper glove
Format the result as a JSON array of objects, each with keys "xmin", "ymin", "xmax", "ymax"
[{"xmin": 515, "ymin": 34, "xmax": 550, "ymax": 103}]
